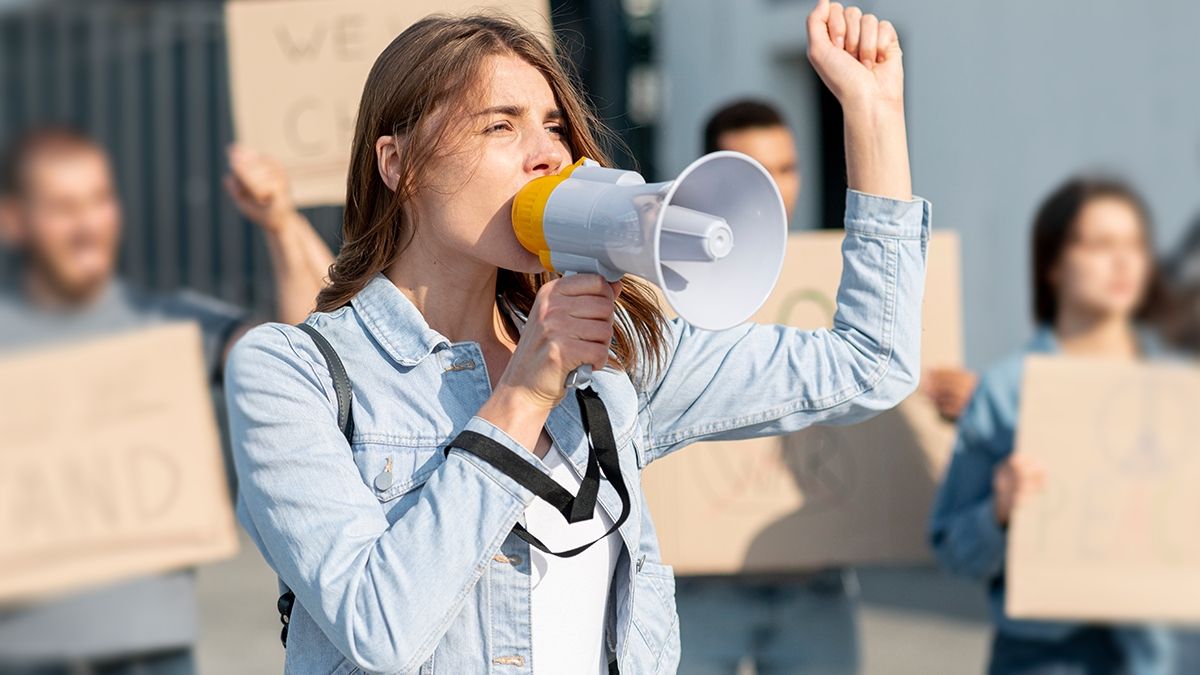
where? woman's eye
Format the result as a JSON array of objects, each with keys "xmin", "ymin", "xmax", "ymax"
[
  {"xmin": 546, "ymin": 125, "xmax": 566, "ymax": 137},
  {"xmin": 486, "ymin": 122, "xmax": 513, "ymax": 134}
]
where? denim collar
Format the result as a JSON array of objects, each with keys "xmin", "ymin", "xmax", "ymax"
[{"xmin": 350, "ymin": 273, "xmax": 451, "ymax": 366}]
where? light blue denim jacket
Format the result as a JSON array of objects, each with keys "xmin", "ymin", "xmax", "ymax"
[
  {"xmin": 928, "ymin": 327, "xmax": 1173, "ymax": 674},
  {"xmin": 224, "ymin": 190, "xmax": 930, "ymax": 675}
]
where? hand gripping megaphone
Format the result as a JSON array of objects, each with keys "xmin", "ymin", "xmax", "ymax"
[{"xmin": 511, "ymin": 151, "xmax": 788, "ymax": 388}]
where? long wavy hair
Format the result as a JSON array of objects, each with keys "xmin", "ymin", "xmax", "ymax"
[{"xmin": 316, "ymin": 13, "xmax": 668, "ymax": 382}]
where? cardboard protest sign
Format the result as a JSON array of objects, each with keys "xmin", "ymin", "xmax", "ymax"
[
  {"xmin": 0, "ymin": 323, "xmax": 239, "ymax": 603},
  {"xmin": 1007, "ymin": 356, "xmax": 1200, "ymax": 623},
  {"xmin": 642, "ymin": 231, "xmax": 962, "ymax": 574},
  {"xmin": 224, "ymin": 0, "xmax": 551, "ymax": 207}
]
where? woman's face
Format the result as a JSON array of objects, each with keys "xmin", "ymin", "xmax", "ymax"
[
  {"xmin": 1053, "ymin": 196, "xmax": 1153, "ymax": 321},
  {"xmin": 403, "ymin": 54, "xmax": 571, "ymax": 274}
]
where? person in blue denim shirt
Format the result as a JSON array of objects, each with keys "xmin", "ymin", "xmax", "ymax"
[
  {"xmin": 929, "ymin": 176, "xmax": 1173, "ymax": 675},
  {"xmin": 225, "ymin": 4, "xmax": 930, "ymax": 673}
]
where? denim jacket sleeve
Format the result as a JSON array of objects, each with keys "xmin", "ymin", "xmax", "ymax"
[
  {"xmin": 224, "ymin": 324, "xmax": 539, "ymax": 674},
  {"xmin": 928, "ymin": 363, "xmax": 1016, "ymax": 582},
  {"xmin": 637, "ymin": 189, "xmax": 931, "ymax": 464}
]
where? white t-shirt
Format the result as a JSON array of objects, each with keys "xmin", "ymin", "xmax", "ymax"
[{"xmin": 525, "ymin": 444, "xmax": 622, "ymax": 675}]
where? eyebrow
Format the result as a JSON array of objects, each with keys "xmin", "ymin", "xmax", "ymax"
[{"xmin": 474, "ymin": 105, "xmax": 564, "ymax": 121}]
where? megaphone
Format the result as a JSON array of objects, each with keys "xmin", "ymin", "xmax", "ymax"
[{"xmin": 511, "ymin": 151, "xmax": 788, "ymax": 388}]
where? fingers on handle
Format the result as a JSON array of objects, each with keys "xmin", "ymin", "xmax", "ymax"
[{"xmin": 558, "ymin": 273, "xmax": 615, "ymax": 298}]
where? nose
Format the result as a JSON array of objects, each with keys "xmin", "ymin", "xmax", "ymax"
[{"xmin": 526, "ymin": 130, "xmax": 566, "ymax": 177}]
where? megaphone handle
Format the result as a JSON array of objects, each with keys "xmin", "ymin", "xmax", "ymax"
[{"xmin": 558, "ymin": 270, "xmax": 595, "ymax": 390}]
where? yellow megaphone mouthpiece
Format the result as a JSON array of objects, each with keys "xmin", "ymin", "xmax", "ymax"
[{"xmin": 511, "ymin": 157, "xmax": 590, "ymax": 274}]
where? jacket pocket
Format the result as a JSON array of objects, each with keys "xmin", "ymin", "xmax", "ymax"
[
  {"xmin": 351, "ymin": 443, "xmax": 443, "ymax": 504},
  {"xmin": 629, "ymin": 560, "xmax": 681, "ymax": 674}
]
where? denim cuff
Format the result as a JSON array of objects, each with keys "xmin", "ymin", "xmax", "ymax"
[
  {"xmin": 444, "ymin": 416, "xmax": 547, "ymax": 506},
  {"xmin": 969, "ymin": 497, "xmax": 1009, "ymax": 577},
  {"xmin": 843, "ymin": 189, "xmax": 931, "ymax": 240}
]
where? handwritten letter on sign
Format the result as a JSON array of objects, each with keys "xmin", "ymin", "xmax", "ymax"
[
  {"xmin": 225, "ymin": 0, "xmax": 551, "ymax": 207},
  {"xmin": 0, "ymin": 324, "xmax": 238, "ymax": 603},
  {"xmin": 1007, "ymin": 356, "xmax": 1200, "ymax": 623}
]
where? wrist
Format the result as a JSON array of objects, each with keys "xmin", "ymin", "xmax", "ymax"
[
  {"xmin": 262, "ymin": 208, "xmax": 302, "ymax": 235},
  {"xmin": 842, "ymin": 98, "xmax": 905, "ymax": 135},
  {"xmin": 479, "ymin": 384, "xmax": 555, "ymax": 454}
]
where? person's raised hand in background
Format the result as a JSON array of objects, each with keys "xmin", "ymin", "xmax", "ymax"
[{"xmin": 224, "ymin": 144, "xmax": 335, "ymax": 324}]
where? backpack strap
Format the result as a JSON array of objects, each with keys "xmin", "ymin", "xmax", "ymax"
[
  {"xmin": 295, "ymin": 322, "xmax": 354, "ymax": 443},
  {"xmin": 277, "ymin": 322, "xmax": 354, "ymax": 647}
]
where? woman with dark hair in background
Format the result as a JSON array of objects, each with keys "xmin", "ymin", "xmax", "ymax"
[{"xmin": 929, "ymin": 177, "xmax": 1172, "ymax": 675}]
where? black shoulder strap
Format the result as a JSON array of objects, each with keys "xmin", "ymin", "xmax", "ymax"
[
  {"xmin": 295, "ymin": 322, "xmax": 354, "ymax": 443},
  {"xmin": 446, "ymin": 387, "xmax": 631, "ymax": 559},
  {"xmin": 277, "ymin": 322, "xmax": 354, "ymax": 647}
]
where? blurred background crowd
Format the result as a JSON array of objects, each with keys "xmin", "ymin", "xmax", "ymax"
[{"xmin": 1, "ymin": 0, "xmax": 1198, "ymax": 674}]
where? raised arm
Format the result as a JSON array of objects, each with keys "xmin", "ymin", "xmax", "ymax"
[
  {"xmin": 224, "ymin": 144, "xmax": 335, "ymax": 324},
  {"xmin": 637, "ymin": 1, "xmax": 929, "ymax": 464}
]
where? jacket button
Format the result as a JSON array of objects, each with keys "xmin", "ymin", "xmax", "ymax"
[{"xmin": 446, "ymin": 359, "xmax": 477, "ymax": 372}]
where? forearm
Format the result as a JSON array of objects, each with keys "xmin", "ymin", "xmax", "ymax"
[
  {"xmin": 843, "ymin": 102, "xmax": 912, "ymax": 201},
  {"xmin": 931, "ymin": 498, "xmax": 1007, "ymax": 581},
  {"xmin": 263, "ymin": 212, "xmax": 325, "ymax": 323},
  {"xmin": 300, "ymin": 217, "xmax": 336, "ymax": 285}
]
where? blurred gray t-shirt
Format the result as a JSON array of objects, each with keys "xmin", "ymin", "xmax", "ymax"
[{"xmin": 0, "ymin": 279, "xmax": 247, "ymax": 663}]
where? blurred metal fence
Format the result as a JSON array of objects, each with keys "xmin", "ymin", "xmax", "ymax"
[
  {"xmin": 0, "ymin": 0, "xmax": 650, "ymax": 316},
  {"xmin": 0, "ymin": 0, "xmax": 346, "ymax": 315}
]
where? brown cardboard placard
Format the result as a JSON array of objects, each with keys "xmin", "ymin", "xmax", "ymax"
[
  {"xmin": 0, "ymin": 323, "xmax": 239, "ymax": 603},
  {"xmin": 1006, "ymin": 355, "xmax": 1200, "ymax": 623},
  {"xmin": 642, "ymin": 230, "xmax": 962, "ymax": 574},
  {"xmin": 224, "ymin": 0, "xmax": 551, "ymax": 207}
]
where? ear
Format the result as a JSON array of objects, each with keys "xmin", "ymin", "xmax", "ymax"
[{"xmin": 375, "ymin": 135, "xmax": 403, "ymax": 192}]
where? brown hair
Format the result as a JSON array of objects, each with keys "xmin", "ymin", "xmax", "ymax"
[
  {"xmin": 316, "ymin": 13, "xmax": 668, "ymax": 381},
  {"xmin": 703, "ymin": 99, "xmax": 787, "ymax": 154},
  {"xmin": 1, "ymin": 126, "xmax": 106, "ymax": 198}
]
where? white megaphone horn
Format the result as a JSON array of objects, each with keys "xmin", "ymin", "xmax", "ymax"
[{"xmin": 511, "ymin": 151, "xmax": 788, "ymax": 389}]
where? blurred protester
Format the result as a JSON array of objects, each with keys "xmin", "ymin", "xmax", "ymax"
[
  {"xmin": 0, "ymin": 128, "xmax": 332, "ymax": 674},
  {"xmin": 673, "ymin": 98, "xmax": 860, "ymax": 675},
  {"xmin": 929, "ymin": 176, "xmax": 1172, "ymax": 675}
]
